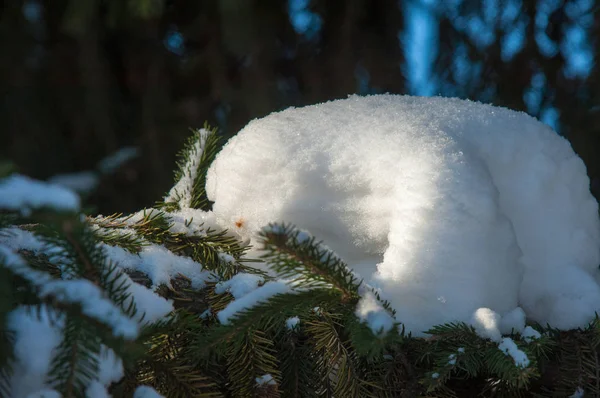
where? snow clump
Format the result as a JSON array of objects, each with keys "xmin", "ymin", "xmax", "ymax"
[{"xmin": 205, "ymin": 94, "xmax": 600, "ymax": 335}]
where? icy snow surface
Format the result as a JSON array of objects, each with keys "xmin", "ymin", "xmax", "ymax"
[{"xmin": 206, "ymin": 94, "xmax": 600, "ymax": 335}]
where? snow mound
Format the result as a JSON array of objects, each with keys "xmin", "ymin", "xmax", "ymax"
[{"xmin": 206, "ymin": 94, "xmax": 600, "ymax": 335}]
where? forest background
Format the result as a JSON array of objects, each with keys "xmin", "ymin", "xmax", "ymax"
[{"xmin": 1, "ymin": 0, "xmax": 598, "ymax": 212}]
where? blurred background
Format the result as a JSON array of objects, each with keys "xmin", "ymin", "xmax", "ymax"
[{"xmin": 1, "ymin": 0, "xmax": 599, "ymax": 214}]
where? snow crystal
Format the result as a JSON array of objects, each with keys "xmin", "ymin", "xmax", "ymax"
[
  {"xmin": 457, "ymin": 347, "xmax": 465, "ymax": 353},
  {"xmin": 256, "ymin": 374, "xmax": 276, "ymax": 386},
  {"xmin": 286, "ymin": 316, "xmax": 300, "ymax": 330},
  {"xmin": 471, "ymin": 308, "xmax": 502, "ymax": 342},
  {"xmin": 206, "ymin": 94, "xmax": 600, "ymax": 334},
  {"xmin": 0, "ymin": 174, "xmax": 80, "ymax": 212},
  {"xmin": 215, "ymin": 272, "xmax": 264, "ymax": 298},
  {"xmin": 218, "ymin": 281, "xmax": 291, "ymax": 324},
  {"xmin": 521, "ymin": 326, "xmax": 542, "ymax": 343},
  {"xmin": 355, "ymin": 290, "xmax": 395, "ymax": 335},
  {"xmin": 49, "ymin": 171, "xmax": 99, "ymax": 194},
  {"xmin": 499, "ymin": 307, "xmax": 526, "ymax": 335},
  {"xmin": 431, "ymin": 372, "xmax": 440, "ymax": 379},
  {"xmin": 498, "ymin": 337, "xmax": 530, "ymax": 368},
  {"xmin": 133, "ymin": 386, "xmax": 165, "ymax": 398}
]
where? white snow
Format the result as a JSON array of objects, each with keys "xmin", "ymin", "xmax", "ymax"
[
  {"xmin": 95, "ymin": 346, "xmax": 125, "ymax": 386},
  {"xmin": 165, "ymin": 128, "xmax": 211, "ymax": 208},
  {"xmin": 570, "ymin": 387, "xmax": 585, "ymax": 398},
  {"xmin": 125, "ymin": 277, "xmax": 174, "ymax": 323},
  {"xmin": 167, "ymin": 208, "xmax": 220, "ymax": 236},
  {"xmin": 471, "ymin": 308, "xmax": 502, "ymax": 342},
  {"xmin": 205, "ymin": 94, "xmax": 600, "ymax": 335},
  {"xmin": 38, "ymin": 279, "xmax": 139, "ymax": 339},
  {"xmin": 133, "ymin": 386, "xmax": 165, "ymax": 398},
  {"xmin": 7, "ymin": 305, "xmax": 64, "ymax": 397},
  {"xmin": 26, "ymin": 390, "xmax": 62, "ymax": 398},
  {"xmin": 2, "ymin": 243, "xmax": 138, "ymax": 339},
  {"xmin": 85, "ymin": 381, "xmax": 110, "ymax": 398},
  {"xmin": 0, "ymin": 227, "xmax": 46, "ymax": 253},
  {"xmin": 286, "ymin": 316, "xmax": 300, "ymax": 330},
  {"xmin": 355, "ymin": 290, "xmax": 395, "ymax": 335},
  {"xmin": 215, "ymin": 272, "xmax": 264, "ymax": 298},
  {"xmin": 97, "ymin": 147, "xmax": 140, "ymax": 175},
  {"xmin": 431, "ymin": 372, "xmax": 440, "ymax": 379},
  {"xmin": 0, "ymin": 174, "xmax": 80, "ymax": 212},
  {"xmin": 101, "ymin": 243, "xmax": 216, "ymax": 290},
  {"xmin": 217, "ymin": 281, "xmax": 291, "ymax": 324},
  {"xmin": 498, "ymin": 337, "xmax": 530, "ymax": 368},
  {"xmin": 256, "ymin": 374, "xmax": 276, "ymax": 386},
  {"xmin": 521, "ymin": 326, "xmax": 542, "ymax": 343},
  {"xmin": 49, "ymin": 171, "xmax": 99, "ymax": 194},
  {"xmin": 447, "ymin": 353, "xmax": 457, "ymax": 365},
  {"xmin": 499, "ymin": 307, "xmax": 527, "ymax": 335}
]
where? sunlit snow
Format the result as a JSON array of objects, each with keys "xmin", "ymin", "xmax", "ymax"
[{"xmin": 206, "ymin": 94, "xmax": 600, "ymax": 336}]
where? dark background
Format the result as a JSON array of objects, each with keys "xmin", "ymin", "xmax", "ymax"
[{"xmin": 2, "ymin": 0, "xmax": 599, "ymax": 214}]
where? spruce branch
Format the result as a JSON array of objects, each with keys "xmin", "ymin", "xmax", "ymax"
[
  {"xmin": 49, "ymin": 316, "xmax": 102, "ymax": 397},
  {"xmin": 197, "ymin": 289, "xmax": 341, "ymax": 356},
  {"xmin": 304, "ymin": 310, "xmax": 379, "ymax": 397},
  {"xmin": 225, "ymin": 329, "xmax": 280, "ymax": 398},
  {"xmin": 259, "ymin": 223, "xmax": 362, "ymax": 300},
  {"xmin": 161, "ymin": 124, "xmax": 222, "ymax": 211},
  {"xmin": 276, "ymin": 328, "xmax": 321, "ymax": 397}
]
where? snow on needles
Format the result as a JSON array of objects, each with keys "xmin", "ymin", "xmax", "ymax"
[
  {"xmin": 206, "ymin": 94, "xmax": 600, "ymax": 335},
  {"xmin": 0, "ymin": 174, "xmax": 80, "ymax": 212},
  {"xmin": 165, "ymin": 128, "xmax": 211, "ymax": 208},
  {"xmin": 217, "ymin": 281, "xmax": 291, "ymax": 324}
]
